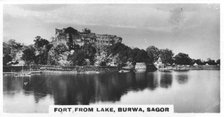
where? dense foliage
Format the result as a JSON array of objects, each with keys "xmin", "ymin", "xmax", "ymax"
[
  {"xmin": 22, "ymin": 46, "xmax": 36, "ymax": 65},
  {"xmin": 3, "ymin": 31, "xmax": 220, "ymax": 67},
  {"xmin": 159, "ymin": 49, "xmax": 174, "ymax": 65},
  {"xmin": 34, "ymin": 36, "xmax": 50, "ymax": 48},
  {"xmin": 174, "ymin": 53, "xmax": 192, "ymax": 65},
  {"xmin": 3, "ymin": 54, "xmax": 12, "ymax": 66},
  {"xmin": 67, "ymin": 43, "xmax": 96, "ymax": 66},
  {"xmin": 146, "ymin": 46, "xmax": 160, "ymax": 63}
]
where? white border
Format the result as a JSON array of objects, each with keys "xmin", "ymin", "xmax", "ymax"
[{"xmin": 0, "ymin": 0, "xmax": 223, "ymax": 117}]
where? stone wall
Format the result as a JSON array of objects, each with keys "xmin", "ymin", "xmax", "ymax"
[{"xmin": 54, "ymin": 27, "xmax": 122, "ymax": 48}]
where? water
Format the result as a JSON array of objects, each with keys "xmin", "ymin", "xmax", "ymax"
[{"xmin": 3, "ymin": 70, "xmax": 220, "ymax": 113}]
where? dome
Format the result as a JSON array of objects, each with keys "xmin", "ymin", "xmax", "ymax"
[{"xmin": 64, "ymin": 27, "xmax": 79, "ymax": 35}]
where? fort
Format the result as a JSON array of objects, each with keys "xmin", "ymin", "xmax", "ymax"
[{"xmin": 53, "ymin": 27, "xmax": 122, "ymax": 50}]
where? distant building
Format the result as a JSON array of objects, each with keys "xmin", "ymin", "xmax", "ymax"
[
  {"xmin": 135, "ymin": 62, "xmax": 147, "ymax": 72},
  {"xmin": 54, "ymin": 27, "xmax": 82, "ymax": 46},
  {"xmin": 154, "ymin": 57, "xmax": 164, "ymax": 68},
  {"xmin": 53, "ymin": 27, "xmax": 122, "ymax": 49},
  {"xmin": 193, "ymin": 63, "xmax": 198, "ymax": 66},
  {"xmin": 95, "ymin": 34, "xmax": 122, "ymax": 49}
]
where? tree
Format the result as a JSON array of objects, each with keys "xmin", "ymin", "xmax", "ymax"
[
  {"xmin": 54, "ymin": 43, "xmax": 69, "ymax": 54},
  {"xmin": 194, "ymin": 59, "xmax": 205, "ymax": 65},
  {"xmin": 82, "ymin": 43, "xmax": 96, "ymax": 65},
  {"xmin": 3, "ymin": 42, "xmax": 11, "ymax": 56},
  {"xmin": 67, "ymin": 42, "xmax": 80, "ymax": 50},
  {"xmin": 107, "ymin": 43, "xmax": 133, "ymax": 66},
  {"xmin": 82, "ymin": 28, "xmax": 91, "ymax": 34},
  {"xmin": 206, "ymin": 58, "xmax": 216, "ymax": 65},
  {"xmin": 94, "ymin": 51, "xmax": 109, "ymax": 66},
  {"xmin": 132, "ymin": 48, "xmax": 148, "ymax": 63},
  {"xmin": 216, "ymin": 59, "xmax": 220, "ymax": 65},
  {"xmin": 22, "ymin": 46, "xmax": 36, "ymax": 65},
  {"xmin": 4, "ymin": 39, "xmax": 23, "ymax": 60},
  {"xmin": 159, "ymin": 49, "xmax": 174, "ymax": 65},
  {"xmin": 3, "ymin": 54, "xmax": 12, "ymax": 66},
  {"xmin": 47, "ymin": 48, "xmax": 58, "ymax": 65},
  {"xmin": 45, "ymin": 44, "xmax": 53, "ymax": 51},
  {"xmin": 146, "ymin": 46, "xmax": 160, "ymax": 63},
  {"xmin": 7, "ymin": 39, "xmax": 23, "ymax": 50},
  {"xmin": 68, "ymin": 50, "xmax": 86, "ymax": 66},
  {"xmin": 35, "ymin": 50, "xmax": 49, "ymax": 65},
  {"xmin": 34, "ymin": 36, "xmax": 49, "ymax": 48},
  {"xmin": 33, "ymin": 36, "xmax": 52, "ymax": 65},
  {"xmin": 174, "ymin": 53, "xmax": 192, "ymax": 65}
]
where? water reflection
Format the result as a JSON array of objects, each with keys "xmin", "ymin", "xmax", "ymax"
[
  {"xmin": 4, "ymin": 70, "xmax": 220, "ymax": 113},
  {"xmin": 176, "ymin": 74, "xmax": 189, "ymax": 84},
  {"xmin": 146, "ymin": 72, "xmax": 158, "ymax": 90},
  {"xmin": 160, "ymin": 73, "xmax": 172, "ymax": 88},
  {"xmin": 4, "ymin": 72, "xmax": 176, "ymax": 105},
  {"xmin": 3, "ymin": 72, "xmax": 189, "ymax": 104}
]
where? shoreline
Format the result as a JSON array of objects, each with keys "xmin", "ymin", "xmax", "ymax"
[
  {"xmin": 3, "ymin": 68, "xmax": 220, "ymax": 74},
  {"xmin": 3, "ymin": 65, "xmax": 220, "ymax": 75}
]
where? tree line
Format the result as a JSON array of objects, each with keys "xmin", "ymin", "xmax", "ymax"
[{"xmin": 3, "ymin": 36, "xmax": 220, "ymax": 67}]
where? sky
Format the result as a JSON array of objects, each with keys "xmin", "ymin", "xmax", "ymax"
[{"xmin": 3, "ymin": 4, "xmax": 220, "ymax": 60}]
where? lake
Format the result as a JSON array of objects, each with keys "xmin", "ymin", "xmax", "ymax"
[{"xmin": 3, "ymin": 70, "xmax": 220, "ymax": 113}]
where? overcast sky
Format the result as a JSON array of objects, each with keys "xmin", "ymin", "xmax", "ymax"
[{"xmin": 3, "ymin": 4, "xmax": 220, "ymax": 60}]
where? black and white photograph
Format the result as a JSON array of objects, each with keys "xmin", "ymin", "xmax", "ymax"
[{"xmin": 2, "ymin": 1, "xmax": 221, "ymax": 115}]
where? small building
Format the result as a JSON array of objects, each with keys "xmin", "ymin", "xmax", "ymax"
[
  {"xmin": 135, "ymin": 62, "xmax": 147, "ymax": 72},
  {"xmin": 193, "ymin": 63, "xmax": 198, "ymax": 66},
  {"xmin": 154, "ymin": 57, "xmax": 164, "ymax": 69}
]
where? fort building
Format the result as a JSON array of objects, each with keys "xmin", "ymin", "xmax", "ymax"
[{"xmin": 53, "ymin": 27, "xmax": 122, "ymax": 49}]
